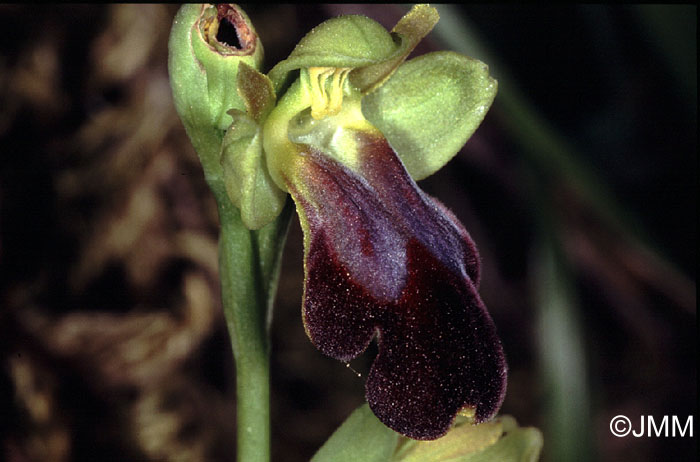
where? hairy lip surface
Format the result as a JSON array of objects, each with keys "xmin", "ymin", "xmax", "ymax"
[{"xmin": 288, "ymin": 134, "xmax": 507, "ymax": 439}]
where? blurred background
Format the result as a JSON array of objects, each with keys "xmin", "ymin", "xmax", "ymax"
[{"xmin": 0, "ymin": 4, "xmax": 695, "ymax": 461}]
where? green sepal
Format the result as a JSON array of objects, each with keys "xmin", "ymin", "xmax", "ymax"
[
  {"xmin": 267, "ymin": 14, "xmax": 396, "ymax": 95},
  {"xmin": 267, "ymin": 5, "xmax": 438, "ymax": 96},
  {"xmin": 392, "ymin": 415, "xmax": 542, "ymax": 462},
  {"xmin": 220, "ymin": 110, "xmax": 286, "ymax": 230},
  {"xmin": 311, "ymin": 404, "xmax": 399, "ymax": 462},
  {"xmin": 362, "ymin": 51, "xmax": 497, "ymax": 181},
  {"xmin": 457, "ymin": 416, "xmax": 543, "ymax": 462}
]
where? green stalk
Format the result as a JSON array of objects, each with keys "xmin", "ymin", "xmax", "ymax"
[
  {"xmin": 219, "ymin": 203, "xmax": 270, "ymax": 460},
  {"xmin": 194, "ymin": 144, "xmax": 291, "ymax": 462},
  {"xmin": 218, "ymin": 197, "xmax": 292, "ymax": 462}
]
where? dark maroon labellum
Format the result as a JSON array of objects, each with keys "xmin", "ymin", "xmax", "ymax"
[{"xmin": 287, "ymin": 133, "xmax": 507, "ymax": 440}]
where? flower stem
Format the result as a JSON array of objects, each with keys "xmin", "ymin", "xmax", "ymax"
[{"xmin": 217, "ymin": 196, "xmax": 292, "ymax": 462}]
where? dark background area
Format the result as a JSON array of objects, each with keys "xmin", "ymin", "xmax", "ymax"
[{"xmin": 0, "ymin": 4, "xmax": 696, "ymax": 461}]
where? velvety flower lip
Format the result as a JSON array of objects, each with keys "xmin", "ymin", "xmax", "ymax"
[{"xmin": 284, "ymin": 130, "xmax": 507, "ymax": 440}]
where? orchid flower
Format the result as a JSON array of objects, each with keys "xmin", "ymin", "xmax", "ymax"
[
  {"xmin": 170, "ymin": 3, "xmax": 506, "ymax": 444},
  {"xmin": 260, "ymin": 5, "xmax": 506, "ymax": 440}
]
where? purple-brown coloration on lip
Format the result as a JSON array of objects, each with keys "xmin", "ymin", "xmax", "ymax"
[{"xmin": 287, "ymin": 133, "xmax": 506, "ymax": 440}]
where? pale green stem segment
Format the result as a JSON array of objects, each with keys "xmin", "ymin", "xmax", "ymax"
[
  {"xmin": 189, "ymin": 120, "xmax": 291, "ymax": 462},
  {"xmin": 197, "ymin": 124, "xmax": 292, "ymax": 462},
  {"xmin": 218, "ymin": 195, "xmax": 292, "ymax": 462}
]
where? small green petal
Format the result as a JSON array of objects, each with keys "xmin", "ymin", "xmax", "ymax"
[
  {"xmin": 220, "ymin": 110, "xmax": 286, "ymax": 230},
  {"xmin": 352, "ymin": 4, "xmax": 439, "ymax": 94},
  {"xmin": 237, "ymin": 61, "xmax": 276, "ymax": 123},
  {"xmin": 362, "ymin": 51, "xmax": 497, "ymax": 181}
]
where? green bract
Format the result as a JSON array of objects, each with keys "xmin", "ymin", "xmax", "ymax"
[
  {"xmin": 168, "ymin": 4, "xmax": 263, "ymax": 200},
  {"xmin": 311, "ymin": 404, "xmax": 399, "ymax": 462}
]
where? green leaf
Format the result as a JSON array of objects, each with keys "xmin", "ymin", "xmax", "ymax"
[
  {"xmin": 220, "ymin": 110, "xmax": 286, "ymax": 230},
  {"xmin": 362, "ymin": 51, "xmax": 497, "ymax": 181},
  {"xmin": 311, "ymin": 404, "xmax": 399, "ymax": 462}
]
